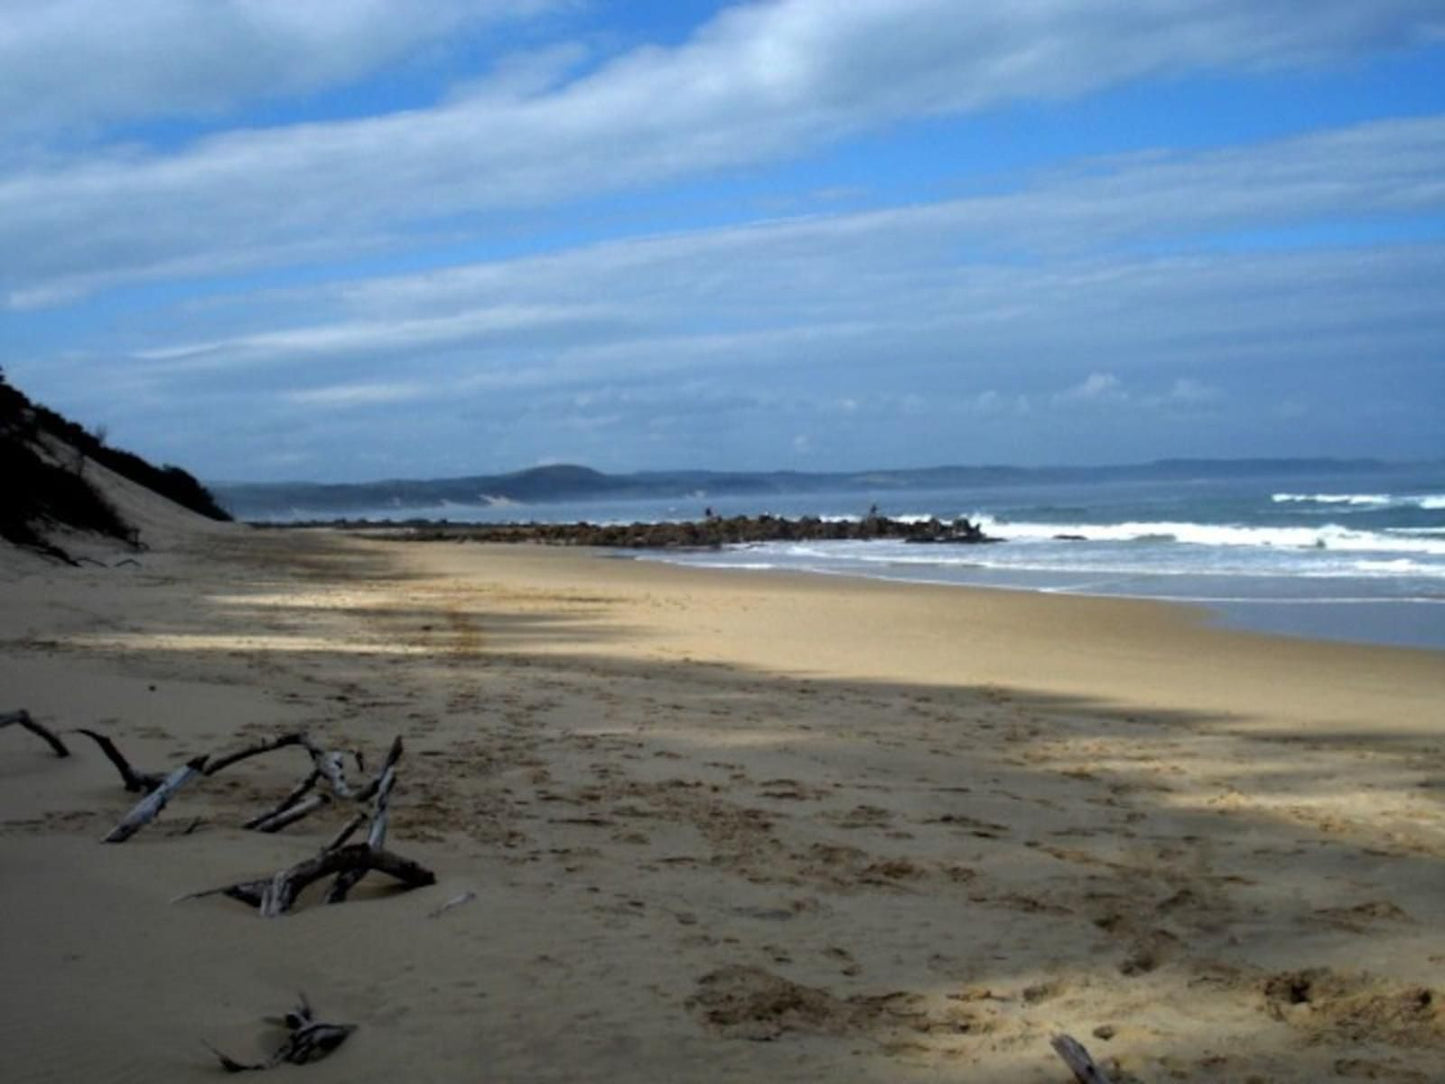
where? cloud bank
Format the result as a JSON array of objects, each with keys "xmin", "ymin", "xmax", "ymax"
[{"xmin": 3, "ymin": 0, "xmax": 1442, "ymax": 477}]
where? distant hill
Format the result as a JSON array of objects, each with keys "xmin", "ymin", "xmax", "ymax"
[
  {"xmin": 0, "ymin": 371, "xmax": 231, "ymax": 563},
  {"xmin": 213, "ymin": 456, "xmax": 1407, "ymax": 521}
]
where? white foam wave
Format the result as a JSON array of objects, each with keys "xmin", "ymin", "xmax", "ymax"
[
  {"xmin": 1272, "ymin": 492, "xmax": 1445, "ymax": 510},
  {"xmin": 975, "ymin": 517, "xmax": 1445, "ymax": 557}
]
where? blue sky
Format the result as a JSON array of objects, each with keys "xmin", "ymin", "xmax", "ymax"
[{"xmin": 2, "ymin": 1, "xmax": 1443, "ymax": 482}]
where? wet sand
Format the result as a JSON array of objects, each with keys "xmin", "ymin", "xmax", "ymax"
[{"xmin": 2, "ymin": 528, "xmax": 1442, "ymax": 1082}]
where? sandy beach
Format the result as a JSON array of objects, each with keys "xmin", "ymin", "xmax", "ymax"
[{"xmin": 2, "ymin": 524, "xmax": 1442, "ymax": 1082}]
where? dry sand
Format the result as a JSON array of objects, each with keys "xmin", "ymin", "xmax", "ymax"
[{"xmin": 2, "ymin": 522, "xmax": 1442, "ymax": 1083}]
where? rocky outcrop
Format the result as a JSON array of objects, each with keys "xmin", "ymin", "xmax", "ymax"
[{"xmin": 314, "ymin": 513, "xmax": 998, "ymax": 549}]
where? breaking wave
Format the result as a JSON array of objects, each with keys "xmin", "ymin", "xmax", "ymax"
[
  {"xmin": 1273, "ymin": 492, "xmax": 1445, "ymax": 510},
  {"xmin": 976, "ymin": 518, "xmax": 1445, "ymax": 558}
]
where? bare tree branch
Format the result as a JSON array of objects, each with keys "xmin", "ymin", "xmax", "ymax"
[
  {"xmin": 207, "ymin": 994, "xmax": 355, "ymax": 1072},
  {"xmin": 102, "ymin": 756, "xmax": 208, "ymax": 842},
  {"xmin": 1, "ymin": 709, "xmax": 70, "ymax": 757},
  {"xmin": 204, "ymin": 732, "xmax": 305, "ymax": 777},
  {"xmin": 1051, "ymin": 1034, "xmax": 1115, "ymax": 1084},
  {"xmin": 74, "ymin": 727, "xmax": 162, "ymax": 792}
]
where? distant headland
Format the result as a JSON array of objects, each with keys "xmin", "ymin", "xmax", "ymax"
[{"xmin": 214, "ymin": 457, "xmax": 1414, "ymax": 521}]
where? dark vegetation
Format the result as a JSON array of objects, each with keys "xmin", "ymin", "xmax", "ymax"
[{"xmin": 0, "ymin": 369, "xmax": 230, "ymax": 562}]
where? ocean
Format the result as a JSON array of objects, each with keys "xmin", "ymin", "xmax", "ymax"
[
  {"xmin": 646, "ymin": 469, "xmax": 1445, "ymax": 652},
  {"xmin": 259, "ymin": 464, "xmax": 1445, "ymax": 652}
]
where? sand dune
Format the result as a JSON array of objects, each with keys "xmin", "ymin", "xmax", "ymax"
[{"xmin": 2, "ymin": 527, "xmax": 1441, "ymax": 1082}]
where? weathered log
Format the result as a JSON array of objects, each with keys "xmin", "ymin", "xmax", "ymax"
[
  {"xmin": 73, "ymin": 727, "xmax": 164, "ymax": 792},
  {"xmin": 204, "ymin": 732, "xmax": 305, "ymax": 777},
  {"xmin": 300, "ymin": 737, "xmax": 356, "ymax": 799},
  {"xmin": 352, "ymin": 735, "xmax": 404, "ymax": 803},
  {"xmin": 1050, "ymin": 1034, "xmax": 1114, "ymax": 1084},
  {"xmin": 242, "ymin": 769, "xmax": 320, "ymax": 830},
  {"xmin": 102, "ymin": 755, "xmax": 208, "ymax": 842},
  {"xmin": 324, "ymin": 810, "xmax": 368, "ymax": 853},
  {"xmin": 1, "ymin": 709, "xmax": 70, "ymax": 757},
  {"xmin": 325, "ymin": 760, "xmax": 398, "ymax": 904},
  {"xmin": 259, "ymin": 842, "xmax": 435, "ymax": 917},
  {"xmin": 207, "ymin": 993, "xmax": 355, "ymax": 1072},
  {"xmin": 250, "ymin": 793, "xmax": 331, "ymax": 834},
  {"xmin": 179, "ymin": 843, "xmax": 434, "ymax": 916}
]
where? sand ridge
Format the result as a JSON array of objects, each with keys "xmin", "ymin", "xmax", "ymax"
[{"xmin": 1, "ymin": 530, "xmax": 1442, "ymax": 1082}]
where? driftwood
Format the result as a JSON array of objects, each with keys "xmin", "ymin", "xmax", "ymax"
[
  {"xmin": 204, "ymin": 732, "xmax": 305, "ymax": 777},
  {"xmin": 102, "ymin": 756, "xmax": 208, "ymax": 842},
  {"xmin": 1050, "ymin": 1034, "xmax": 1114, "ymax": 1084},
  {"xmin": 80, "ymin": 728, "xmax": 304, "ymax": 795},
  {"xmin": 74, "ymin": 727, "xmax": 165, "ymax": 792},
  {"xmin": 1, "ymin": 709, "xmax": 70, "ymax": 757},
  {"xmin": 243, "ymin": 734, "xmax": 401, "ymax": 833},
  {"xmin": 301, "ymin": 737, "xmax": 357, "ymax": 799},
  {"xmin": 325, "ymin": 748, "xmax": 400, "ymax": 904},
  {"xmin": 179, "ymin": 842, "xmax": 435, "ymax": 917},
  {"xmin": 352, "ymin": 735, "xmax": 404, "ymax": 803},
  {"xmin": 172, "ymin": 881, "xmax": 267, "ymax": 908},
  {"xmin": 250, "ymin": 793, "xmax": 331, "ymax": 834},
  {"xmin": 325, "ymin": 810, "xmax": 369, "ymax": 852},
  {"xmin": 261, "ymin": 843, "xmax": 436, "ymax": 917},
  {"xmin": 428, "ymin": 890, "xmax": 477, "ymax": 919},
  {"xmin": 243, "ymin": 769, "xmax": 320, "ymax": 831},
  {"xmin": 207, "ymin": 994, "xmax": 355, "ymax": 1072}
]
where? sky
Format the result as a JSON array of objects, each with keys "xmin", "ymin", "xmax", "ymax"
[{"xmin": 2, "ymin": 1, "xmax": 1444, "ymax": 483}]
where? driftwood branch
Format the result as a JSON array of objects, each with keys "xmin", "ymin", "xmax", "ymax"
[
  {"xmin": 1, "ymin": 710, "xmax": 70, "ymax": 757},
  {"xmin": 78, "ymin": 728, "xmax": 305, "ymax": 795},
  {"xmin": 325, "ymin": 746, "xmax": 400, "ymax": 904},
  {"xmin": 325, "ymin": 810, "xmax": 369, "ymax": 853},
  {"xmin": 102, "ymin": 755, "xmax": 208, "ymax": 842},
  {"xmin": 74, "ymin": 727, "xmax": 164, "ymax": 792},
  {"xmin": 300, "ymin": 737, "xmax": 357, "ymax": 799},
  {"xmin": 204, "ymin": 732, "xmax": 305, "ymax": 777},
  {"xmin": 260, "ymin": 842, "xmax": 435, "ymax": 917},
  {"xmin": 353, "ymin": 735, "xmax": 404, "ymax": 803},
  {"xmin": 181, "ymin": 842, "xmax": 435, "ymax": 917},
  {"xmin": 242, "ymin": 769, "xmax": 320, "ymax": 831},
  {"xmin": 250, "ymin": 793, "xmax": 331, "ymax": 834},
  {"xmin": 1050, "ymin": 1034, "xmax": 1114, "ymax": 1084},
  {"xmin": 207, "ymin": 994, "xmax": 355, "ymax": 1072},
  {"xmin": 173, "ymin": 881, "xmax": 267, "ymax": 908}
]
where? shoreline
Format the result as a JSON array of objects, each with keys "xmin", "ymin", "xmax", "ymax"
[
  {"xmin": 263, "ymin": 516, "xmax": 1445, "ymax": 653},
  {"xmin": 418, "ymin": 543, "xmax": 1444, "ymax": 730},
  {"xmin": 614, "ymin": 545, "xmax": 1445, "ymax": 654},
  {"xmin": 3, "ymin": 529, "xmax": 1442, "ymax": 1081}
]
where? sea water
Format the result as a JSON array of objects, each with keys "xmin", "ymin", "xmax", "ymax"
[
  {"xmin": 267, "ymin": 465, "xmax": 1445, "ymax": 651},
  {"xmin": 645, "ymin": 468, "xmax": 1445, "ymax": 652}
]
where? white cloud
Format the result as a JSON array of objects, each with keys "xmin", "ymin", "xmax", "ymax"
[
  {"xmin": 133, "ymin": 303, "xmax": 627, "ymax": 371},
  {"xmin": 5, "ymin": 1, "xmax": 1443, "ymax": 476},
  {"xmin": 1160, "ymin": 377, "xmax": 1220, "ymax": 404},
  {"xmin": 1056, "ymin": 372, "xmax": 1127, "ymax": 404},
  {"xmin": 0, "ymin": 0, "xmax": 559, "ymax": 139},
  {"xmin": 3, "ymin": 2, "xmax": 1443, "ymax": 301},
  {"xmin": 282, "ymin": 382, "xmax": 426, "ymax": 407}
]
